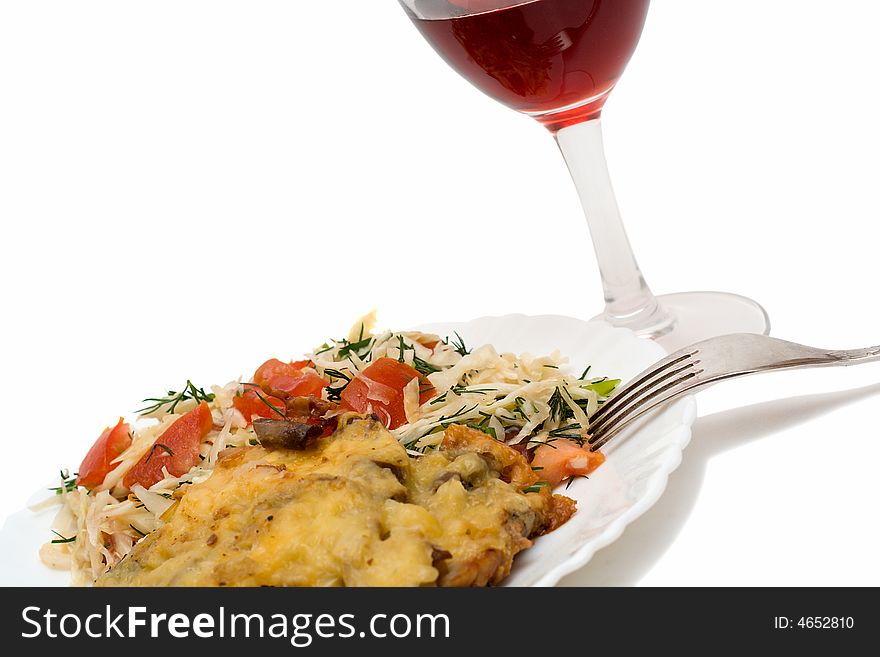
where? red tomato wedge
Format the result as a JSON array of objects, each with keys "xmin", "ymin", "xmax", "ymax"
[
  {"xmin": 339, "ymin": 358, "xmax": 435, "ymax": 430},
  {"xmin": 253, "ymin": 358, "xmax": 328, "ymax": 399},
  {"xmin": 233, "ymin": 388, "xmax": 286, "ymax": 424},
  {"xmin": 531, "ymin": 440, "xmax": 605, "ymax": 487},
  {"xmin": 254, "ymin": 358, "xmax": 299, "ymax": 384},
  {"xmin": 77, "ymin": 418, "xmax": 131, "ymax": 490},
  {"xmin": 123, "ymin": 401, "xmax": 214, "ymax": 489}
]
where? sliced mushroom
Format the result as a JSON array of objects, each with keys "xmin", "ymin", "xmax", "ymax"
[{"xmin": 252, "ymin": 419, "xmax": 323, "ymax": 450}]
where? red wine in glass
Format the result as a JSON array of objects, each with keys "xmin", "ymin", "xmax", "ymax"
[
  {"xmin": 406, "ymin": 0, "xmax": 650, "ymax": 131},
  {"xmin": 401, "ymin": 0, "xmax": 770, "ymax": 348}
]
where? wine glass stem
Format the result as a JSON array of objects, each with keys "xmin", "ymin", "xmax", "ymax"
[{"xmin": 555, "ymin": 118, "xmax": 674, "ymax": 338}]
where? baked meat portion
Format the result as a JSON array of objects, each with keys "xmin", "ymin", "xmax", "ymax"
[{"xmin": 97, "ymin": 417, "xmax": 575, "ymax": 587}]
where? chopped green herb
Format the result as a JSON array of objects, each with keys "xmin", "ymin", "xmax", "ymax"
[
  {"xmin": 451, "ymin": 385, "xmax": 496, "ymax": 396},
  {"xmin": 51, "ymin": 530, "xmax": 75, "ymax": 544},
  {"xmin": 412, "ymin": 356, "xmax": 441, "ymax": 377},
  {"xmin": 337, "ymin": 336, "xmax": 373, "ymax": 359},
  {"xmin": 144, "ymin": 443, "xmax": 174, "ymax": 464},
  {"xmin": 438, "ymin": 405, "xmax": 478, "ymax": 425},
  {"xmin": 565, "ymin": 474, "xmax": 589, "ymax": 490},
  {"xmin": 549, "ymin": 423, "xmax": 585, "ymax": 444},
  {"xmin": 138, "ymin": 380, "xmax": 215, "ymax": 415},
  {"xmin": 548, "ymin": 387, "xmax": 571, "ymax": 422},
  {"xmin": 49, "ymin": 469, "xmax": 78, "ymax": 495},
  {"xmin": 322, "ymin": 368, "xmax": 352, "ymax": 403},
  {"xmin": 396, "ymin": 335, "xmax": 414, "ymax": 363},
  {"xmin": 241, "ymin": 383, "xmax": 288, "ymax": 419},
  {"xmin": 465, "ymin": 424, "xmax": 497, "ymax": 439},
  {"xmin": 447, "ymin": 331, "xmax": 471, "ymax": 357},
  {"xmin": 513, "ymin": 397, "xmax": 528, "ymax": 419}
]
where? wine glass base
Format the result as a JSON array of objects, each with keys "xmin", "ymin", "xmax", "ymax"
[{"xmin": 592, "ymin": 291, "xmax": 771, "ymax": 353}]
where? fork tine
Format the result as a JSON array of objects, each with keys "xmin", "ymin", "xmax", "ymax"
[
  {"xmin": 588, "ymin": 368, "xmax": 703, "ymax": 451},
  {"xmin": 588, "ymin": 350, "xmax": 700, "ymax": 433},
  {"xmin": 588, "ymin": 359, "xmax": 698, "ymax": 437}
]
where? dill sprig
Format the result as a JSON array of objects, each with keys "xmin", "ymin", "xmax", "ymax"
[
  {"xmin": 323, "ymin": 368, "xmax": 352, "ymax": 403},
  {"xmin": 438, "ymin": 404, "xmax": 478, "ymax": 425},
  {"xmin": 522, "ymin": 482, "xmax": 551, "ymax": 494},
  {"xmin": 548, "ymin": 387, "xmax": 571, "ymax": 422},
  {"xmin": 449, "ymin": 332, "xmax": 471, "ymax": 357},
  {"xmin": 466, "ymin": 414, "xmax": 497, "ymax": 439},
  {"xmin": 138, "ymin": 380, "xmax": 215, "ymax": 415},
  {"xmin": 403, "ymin": 436, "xmax": 424, "ymax": 452},
  {"xmin": 451, "ymin": 385, "xmax": 496, "ymax": 395},
  {"xmin": 240, "ymin": 382, "xmax": 288, "ymax": 419},
  {"xmin": 48, "ymin": 469, "xmax": 77, "ymax": 495},
  {"xmin": 253, "ymin": 391, "xmax": 286, "ymax": 419},
  {"xmin": 336, "ymin": 336, "xmax": 373, "ymax": 360},
  {"xmin": 144, "ymin": 443, "xmax": 174, "ymax": 464},
  {"xmin": 396, "ymin": 335, "xmax": 414, "ymax": 363},
  {"xmin": 412, "ymin": 356, "xmax": 441, "ymax": 377},
  {"xmin": 550, "ymin": 422, "xmax": 581, "ymax": 438},
  {"xmin": 549, "ymin": 423, "xmax": 584, "ymax": 442},
  {"xmin": 565, "ymin": 474, "xmax": 589, "ymax": 490},
  {"xmin": 51, "ymin": 530, "xmax": 76, "ymax": 544}
]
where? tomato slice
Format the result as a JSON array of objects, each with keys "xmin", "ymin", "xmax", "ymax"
[
  {"xmin": 123, "ymin": 401, "xmax": 214, "ymax": 489},
  {"xmin": 339, "ymin": 358, "xmax": 435, "ymax": 429},
  {"xmin": 233, "ymin": 388, "xmax": 286, "ymax": 424},
  {"xmin": 253, "ymin": 358, "xmax": 328, "ymax": 399},
  {"xmin": 266, "ymin": 369, "xmax": 328, "ymax": 398},
  {"xmin": 530, "ymin": 441, "xmax": 605, "ymax": 487},
  {"xmin": 254, "ymin": 358, "xmax": 298, "ymax": 385},
  {"xmin": 77, "ymin": 418, "xmax": 131, "ymax": 490}
]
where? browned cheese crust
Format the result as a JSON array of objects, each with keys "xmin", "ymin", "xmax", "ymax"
[{"xmin": 96, "ymin": 418, "xmax": 576, "ymax": 587}]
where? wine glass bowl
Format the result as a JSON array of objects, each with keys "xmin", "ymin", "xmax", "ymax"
[
  {"xmin": 401, "ymin": 0, "xmax": 651, "ymax": 132},
  {"xmin": 400, "ymin": 0, "xmax": 770, "ymax": 350}
]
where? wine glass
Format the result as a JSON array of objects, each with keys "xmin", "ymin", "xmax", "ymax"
[{"xmin": 399, "ymin": 0, "xmax": 769, "ymax": 350}]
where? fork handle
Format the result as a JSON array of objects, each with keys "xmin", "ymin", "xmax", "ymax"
[{"xmin": 825, "ymin": 346, "xmax": 880, "ymax": 365}]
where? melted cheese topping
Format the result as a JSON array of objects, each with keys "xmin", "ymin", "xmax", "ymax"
[{"xmin": 96, "ymin": 417, "xmax": 550, "ymax": 587}]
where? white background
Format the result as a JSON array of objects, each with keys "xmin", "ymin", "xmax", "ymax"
[{"xmin": 1, "ymin": 1, "xmax": 879, "ymax": 586}]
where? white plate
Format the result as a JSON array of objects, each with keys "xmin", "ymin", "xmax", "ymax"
[{"xmin": 0, "ymin": 314, "xmax": 696, "ymax": 587}]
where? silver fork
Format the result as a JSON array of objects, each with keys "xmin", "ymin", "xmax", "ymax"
[{"xmin": 588, "ymin": 333, "xmax": 880, "ymax": 451}]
